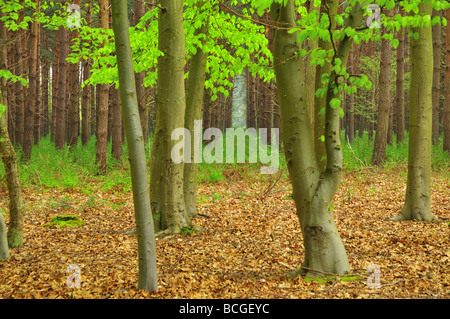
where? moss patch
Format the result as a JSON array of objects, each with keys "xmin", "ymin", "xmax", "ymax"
[
  {"xmin": 302, "ymin": 275, "xmax": 362, "ymax": 285},
  {"xmin": 44, "ymin": 215, "xmax": 84, "ymax": 229}
]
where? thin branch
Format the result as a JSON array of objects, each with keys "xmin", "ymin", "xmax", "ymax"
[{"xmin": 217, "ymin": 0, "xmax": 292, "ymax": 31}]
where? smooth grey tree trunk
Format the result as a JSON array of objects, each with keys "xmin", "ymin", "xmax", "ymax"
[
  {"xmin": 111, "ymin": 0, "xmax": 158, "ymax": 292},
  {"xmin": 391, "ymin": 2, "xmax": 435, "ymax": 222},
  {"xmin": 270, "ymin": 0, "xmax": 367, "ymax": 277},
  {"xmin": 0, "ymin": 214, "xmax": 9, "ymax": 260}
]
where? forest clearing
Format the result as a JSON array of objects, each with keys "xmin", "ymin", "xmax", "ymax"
[{"xmin": 1, "ymin": 0, "xmax": 450, "ymax": 302}]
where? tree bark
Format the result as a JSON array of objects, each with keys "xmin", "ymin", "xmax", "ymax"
[
  {"xmin": 111, "ymin": 0, "xmax": 158, "ymax": 292},
  {"xmin": 184, "ymin": 3, "xmax": 208, "ymax": 218},
  {"xmin": 395, "ymin": 9, "xmax": 406, "ymax": 144},
  {"xmin": 14, "ymin": 14, "xmax": 25, "ymax": 148},
  {"xmin": 432, "ymin": 10, "xmax": 442, "ymax": 146},
  {"xmin": 271, "ymin": 0, "xmax": 364, "ymax": 277},
  {"xmin": 0, "ymin": 213, "xmax": 9, "ymax": 260},
  {"xmin": 51, "ymin": 29, "xmax": 61, "ymax": 143},
  {"xmin": 55, "ymin": 26, "xmax": 68, "ymax": 150},
  {"xmin": 372, "ymin": 9, "xmax": 392, "ymax": 165},
  {"xmin": 314, "ymin": 0, "xmax": 338, "ymax": 171},
  {"xmin": 150, "ymin": 0, "xmax": 191, "ymax": 233},
  {"xmin": 67, "ymin": 0, "xmax": 81, "ymax": 148},
  {"xmin": 444, "ymin": 8, "xmax": 450, "ymax": 153},
  {"xmin": 0, "ymin": 88, "xmax": 24, "ymax": 249},
  {"xmin": 111, "ymin": 87, "xmax": 122, "ymax": 161},
  {"xmin": 96, "ymin": 0, "xmax": 110, "ymax": 172},
  {"xmin": 133, "ymin": 0, "xmax": 149, "ymax": 143},
  {"xmin": 391, "ymin": 2, "xmax": 435, "ymax": 221}
]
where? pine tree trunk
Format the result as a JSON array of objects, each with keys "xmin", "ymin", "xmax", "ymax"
[
  {"xmin": 391, "ymin": 2, "xmax": 435, "ymax": 221},
  {"xmin": 432, "ymin": 10, "xmax": 442, "ymax": 146},
  {"xmin": 111, "ymin": 87, "xmax": 122, "ymax": 161},
  {"xmin": 444, "ymin": 8, "xmax": 450, "ymax": 153},
  {"xmin": 51, "ymin": 29, "xmax": 61, "ymax": 143},
  {"xmin": 372, "ymin": 10, "xmax": 392, "ymax": 165},
  {"xmin": 395, "ymin": 12, "xmax": 406, "ymax": 144},
  {"xmin": 81, "ymin": 0, "xmax": 91, "ymax": 145},
  {"xmin": 96, "ymin": 0, "xmax": 110, "ymax": 172},
  {"xmin": 68, "ymin": 0, "xmax": 81, "ymax": 148},
  {"xmin": 111, "ymin": 0, "xmax": 158, "ymax": 291},
  {"xmin": 14, "ymin": 26, "xmax": 25, "ymax": 148},
  {"xmin": 55, "ymin": 26, "xmax": 69, "ymax": 150}
]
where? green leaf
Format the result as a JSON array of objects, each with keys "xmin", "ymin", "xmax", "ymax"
[{"xmin": 330, "ymin": 98, "xmax": 341, "ymax": 109}]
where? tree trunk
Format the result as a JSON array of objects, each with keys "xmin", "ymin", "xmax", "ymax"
[
  {"xmin": 432, "ymin": 10, "xmax": 442, "ymax": 146},
  {"xmin": 51, "ymin": 29, "xmax": 61, "ymax": 143},
  {"xmin": 68, "ymin": 0, "xmax": 82, "ymax": 148},
  {"xmin": 41, "ymin": 59, "xmax": 49, "ymax": 137},
  {"xmin": 395, "ymin": 10, "xmax": 406, "ymax": 144},
  {"xmin": 184, "ymin": 3, "xmax": 208, "ymax": 218},
  {"xmin": 133, "ymin": 0, "xmax": 149, "ymax": 143},
  {"xmin": 271, "ymin": 0, "xmax": 364, "ymax": 277},
  {"xmin": 55, "ymin": 26, "xmax": 69, "ymax": 150},
  {"xmin": 14, "ymin": 22, "xmax": 25, "ymax": 148},
  {"xmin": 444, "ymin": 8, "xmax": 450, "ymax": 153},
  {"xmin": 346, "ymin": 45, "xmax": 355, "ymax": 144},
  {"xmin": 150, "ymin": 0, "xmax": 191, "ymax": 234},
  {"xmin": 314, "ymin": 0, "xmax": 338, "ymax": 171},
  {"xmin": 111, "ymin": 0, "xmax": 158, "ymax": 291},
  {"xmin": 82, "ymin": 59, "xmax": 91, "ymax": 145},
  {"xmin": 0, "ymin": 88, "xmax": 24, "ymax": 249},
  {"xmin": 0, "ymin": 214, "xmax": 9, "ymax": 261},
  {"xmin": 391, "ymin": 2, "xmax": 435, "ymax": 221},
  {"xmin": 96, "ymin": 0, "xmax": 110, "ymax": 172},
  {"xmin": 372, "ymin": 10, "xmax": 392, "ymax": 165},
  {"xmin": 111, "ymin": 87, "xmax": 122, "ymax": 161}
]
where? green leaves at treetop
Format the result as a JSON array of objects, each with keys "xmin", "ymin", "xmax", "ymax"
[{"xmin": 67, "ymin": 0, "xmax": 273, "ymax": 101}]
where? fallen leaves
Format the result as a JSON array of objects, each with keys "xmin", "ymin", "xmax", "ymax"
[{"xmin": 0, "ymin": 167, "xmax": 449, "ymax": 299}]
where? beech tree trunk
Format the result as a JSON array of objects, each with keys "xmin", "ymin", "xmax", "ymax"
[
  {"xmin": 184, "ymin": 3, "xmax": 208, "ymax": 218},
  {"xmin": 150, "ymin": 0, "xmax": 191, "ymax": 233},
  {"xmin": 0, "ymin": 214, "xmax": 9, "ymax": 261},
  {"xmin": 391, "ymin": 2, "xmax": 435, "ymax": 222},
  {"xmin": 111, "ymin": 0, "xmax": 158, "ymax": 292},
  {"xmin": 133, "ymin": 0, "xmax": 149, "ymax": 143},
  {"xmin": 271, "ymin": 0, "xmax": 364, "ymax": 277},
  {"xmin": 313, "ymin": 0, "xmax": 338, "ymax": 171}
]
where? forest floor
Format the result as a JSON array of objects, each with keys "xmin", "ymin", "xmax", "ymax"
[{"xmin": 0, "ymin": 165, "xmax": 449, "ymax": 299}]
